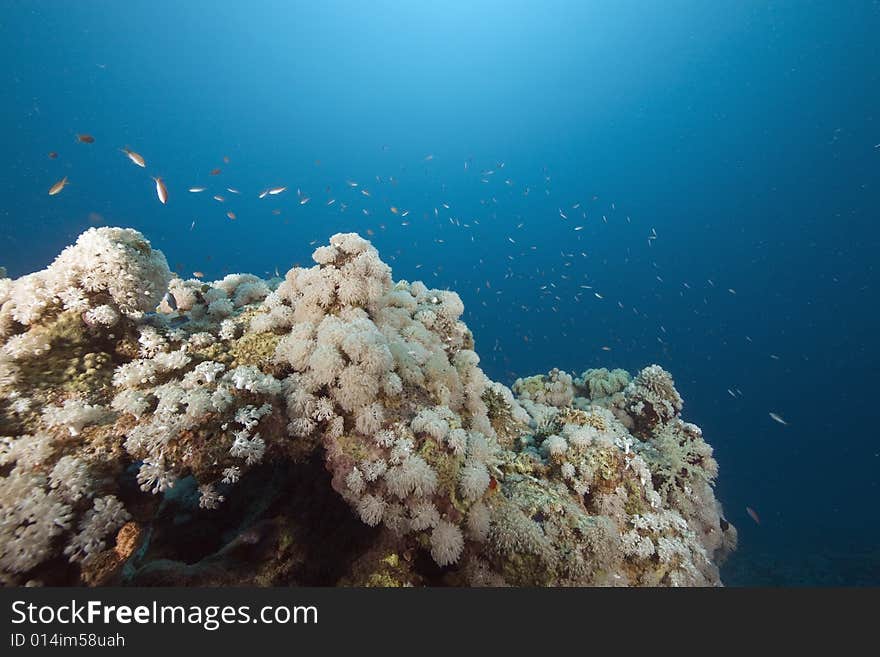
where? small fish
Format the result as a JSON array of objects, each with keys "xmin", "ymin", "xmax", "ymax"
[
  {"xmin": 152, "ymin": 176, "xmax": 168, "ymax": 204},
  {"xmin": 75, "ymin": 134, "xmax": 95, "ymax": 143},
  {"xmin": 226, "ymin": 187, "xmax": 240, "ymax": 194},
  {"xmin": 189, "ymin": 187, "xmax": 206, "ymax": 193},
  {"xmin": 746, "ymin": 507, "xmax": 761, "ymax": 525},
  {"xmin": 120, "ymin": 147, "xmax": 146, "ymax": 167},
  {"xmin": 213, "ymin": 195, "xmax": 224, "ymax": 202},
  {"xmin": 161, "ymin": 291, "xmax": 177, "ymax": 311},
  {"xmin": 193, "ymin": 271, "xmax": 204, "ymax": 279},
  {"xmin": 210, "ymin": 168, "xmax": 221, "ymax": 176},
  {"xmin": 258, "ymin": 189, "xmax": 268, "ymax": 199},
  {"xmin": 223, "ymin": 155, "xmax": 230, "ymax": 163},
  {"xmin": 48, "ymin": 176, "xmax": 69, "ymax": 196},
  {"xmin": 48, "ymin": 151, "xmax": 58, "ymax": 159},
  {"xmin": 268, "ymin": 186, "xmax": 287, "ymax": 195},
  {"xmin": 226, "ymin": 211, "xmax": 236, "ymax": 220},
  {"xmin": 769, "ymin": 412, "xmax": 788, "ymax": 426},
  {"xmin": 299, "ymin": 197, "xmax": 310, "ymax": 205}
]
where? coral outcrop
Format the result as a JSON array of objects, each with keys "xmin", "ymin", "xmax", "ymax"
[{"xmin": 0, "ymin": 228, "xmax": 736, "ymax": 586}]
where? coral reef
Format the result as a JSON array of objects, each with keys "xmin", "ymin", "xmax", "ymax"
[{"xmin": 0, "ymin": 228, "xmax": 736, "ymax": 586}]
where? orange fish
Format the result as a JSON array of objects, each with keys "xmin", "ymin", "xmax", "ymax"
[
  {"xmin": 48, "ymin": 176, "xmax": 68, "ymax": 196},
  {"xmin": 226, "ymin": 211, "xmax": 236, "ymax": 220},
  {"xmin": 193, "ymin": 271, "xmax": 204, "ymax": 279},
  {"xmin": 48, "ymin": 151, "xmax": 58, "ymax": 159},
  {"xmin": 120, "ymin": 147, "xmax": 146, "ymax": 168},
  {"xmin": 746, "ymin": 507, "xmax": 761, "ymax": 525},
  {"xmin": 75, "ymin": 134, "xmax": 95, "ymax": 143},
  {"xmin": 152, "ymin": 176, "xmax": 168, "ymax": 204},
  {"xmin": 210, "ymin": 168, "xmax": 221, "ymax": 176}
]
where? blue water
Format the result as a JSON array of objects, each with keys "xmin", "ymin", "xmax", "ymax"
[{"xmin": 2, "ymin": 1, "xmax": 878, "ymax": 585}]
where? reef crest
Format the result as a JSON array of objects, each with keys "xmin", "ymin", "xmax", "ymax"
[{"xmin": 0, "ymin": 227, "xmax": 736, "ymax": 586}]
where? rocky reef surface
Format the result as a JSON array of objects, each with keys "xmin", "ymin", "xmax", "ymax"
[{"xmin": 0, "ymin": 227, "xmax": 736, "ymax": 586}]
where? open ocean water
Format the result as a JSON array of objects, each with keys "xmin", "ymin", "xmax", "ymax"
[{"xmin": 1, "ymin": 1, "xmax": 878, "ymax": 585}]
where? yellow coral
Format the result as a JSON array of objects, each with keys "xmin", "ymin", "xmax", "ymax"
[
  {"xmin": 558, "ymin": 408, "xmax": 606, "ymax": 432},
  {"xmin": 230, "ymin": 330, "xmax": 282, "ymax": 368}
]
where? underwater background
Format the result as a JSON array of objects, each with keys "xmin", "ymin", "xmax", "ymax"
[{"xmin": 1, "ymin": 0, "xmax": 877, "ymax": 585}]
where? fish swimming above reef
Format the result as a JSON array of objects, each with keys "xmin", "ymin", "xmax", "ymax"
[
  {"xmin": 120, "ymin": 147, "xmax": 146, "ymax": 167},
  {"xmin": 746, "ymin": 507, "xmax": 761, "ymax": 525},
  {"xmin": 48, "ymin": 176, "xmax": 68, "ymax": 195},
  {"xmin": 152, "ymin": 176, "xmax": 168, "ymax": 204},
  {"xmin": 769, "ymin": 412, "xmax": 788, "ymax": 426}
]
